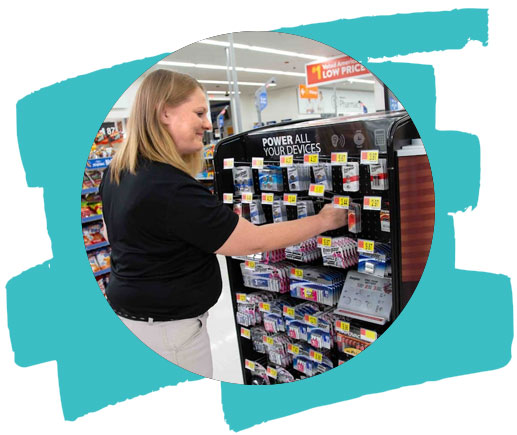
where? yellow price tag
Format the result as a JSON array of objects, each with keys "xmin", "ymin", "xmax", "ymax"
[
  {"xmin": 259, "ymin": 302, "xmax": 271, "ymax": 312},
  {"xmin": 331, "ymin": 152, "xmax": 348, "ymax": 165},
  {"xmin": 291, "ymin": 268, "xmax": 303, "ymax": 278},
  {"xmin": 223, "ymin": 158, "xmax": 234, "ymax": 169},
  {"xmin": 317, "ymin": 236, "xmax": 332, "ymax": 247},
  {"xmin": 361, "ymin": 150, "xmax": 379, "ymax": 164},
  {"xmin": 263, "ymin": 336, "xmax": 274, "ymax": 345},
  {"xmin": 223, "ymin": 193, "xmax": 234, "ymax": 204},
  {"xmin": 305, "ymin": 315, "xmax": 318, "ymax": 326},
  {"xmin": 245, "ymin": 260, "xmax": 256, "ymax": 270},
  {"xmin": 333, "ymin": 196, "xmax": 350, "ymax": 209},
  {"xmin": 283, "ymin": 306, "xmax": 295, "ymax": 317},
  {"xmin": 261, "ymin": 193, "xmax": 274, "ymax": 204},
  {"xmin": 344, "ymin": 348, "xmax": 361, "ymax": 356},
  {"xmin": 267, "ymin": 367, "xmax": 278, "ymax": 379},
  {"xmin": 363, "ymin": 196, "xmax": 382, "ymax": 210},
  {"xmin": 309, "ymin": 183, "xmax": 325, "ymax": 197},
  {"xmin": 361, "ymin": 328, "xmax": 377, "ymax": 342},
  {"xmin": 283, "ymin": 193, "xmax": 297, "ymax": 205},
  {"xmin": 245, "ymin": 359, "xmax": 256, "ymax": 370},
  {"xmin": 336, "ymin": 321, "xmax": 350, "ymax": 333},
  {"xmin": 310, "ymin": 350, "xmax": 323, "ymax": 363},
  {"xmin": 280, "ymin": 155, "xmax": 294, "ymax": 167},
  {"xmin": 236, "ymin": 293, "xmax": 247, "ymax": 302},
  {"xmin": 304, "ymin": 153, "xmax": 319, "ymax": 165},
  {"xmin": 252, "ymin": 157, "xmax": 264, "ymax": 169},
  {"xmin": 358, "ymin": 239, "xmax": 375, "ymax": 253},
  {"xmin": 240, "ymin": 327, "xmax": 251, "ymax": 339},
  {"xmin": 288, "ymin": 344, "xmax": 300, "ymax": 354},
  {"xmin": 242, "ymin": 192, "xmax": 253, "ymax": 203}
]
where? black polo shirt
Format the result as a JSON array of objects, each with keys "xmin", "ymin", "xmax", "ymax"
[{"xmin": 99, "ymin": 159, "xmax": 239, "ymax": 320}]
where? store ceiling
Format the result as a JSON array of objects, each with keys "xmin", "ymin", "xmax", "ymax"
[{"xmin": 144, "ymin": 31, "xmax": 377, "ymax": 101}]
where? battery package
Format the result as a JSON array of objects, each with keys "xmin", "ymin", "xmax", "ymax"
[
  {"xmin": 369, "ymin": 158, "xmax": 388, "ymax": 190},
  {"xmin": 342, "ymin": 162, "xmax": 359, "ymax": 192}
]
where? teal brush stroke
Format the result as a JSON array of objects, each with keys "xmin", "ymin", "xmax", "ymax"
[{"xmin": 8, "ymin": 7, "xmax": 512, "ymax": 429}]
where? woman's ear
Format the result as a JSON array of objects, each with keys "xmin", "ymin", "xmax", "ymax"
[{"xmin": 160, "ymin": 105, "xmax": 171, "ymax": 125}]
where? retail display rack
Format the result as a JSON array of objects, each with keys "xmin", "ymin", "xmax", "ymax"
[
  {"xmin": 82, "ymin": 125, "xmax": 121, "ymax": 296},
  {"xmin": 213, "ymin": 111, "xmax": 434, "ymax": 384}
]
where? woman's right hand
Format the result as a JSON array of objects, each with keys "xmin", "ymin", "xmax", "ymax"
[{"xmin": 317, "ymin": 203, "xmax": 348, "ymax": 231}]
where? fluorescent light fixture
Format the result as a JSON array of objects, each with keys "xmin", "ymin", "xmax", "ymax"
[
  {"xmin": 199, "ymin": 79, "xmax": 276, "ymax": 87},
  {"xmin": 207, "ymin": 91, "xmax": 241, "ymax": 95},
  {"xmin": 208, "ymin": 96, "xmax": 232, "ymax": 101},
  {"xmin": 199, "ymin": 39, "xmax": 327, "ymax": 61},
  {"xmin": 158, "ymin": 60, "xmax": 305, "ymax": 77}
]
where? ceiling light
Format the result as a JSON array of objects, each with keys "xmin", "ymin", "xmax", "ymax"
[
  {"xmin": 199, "ymin": 39, "xmax": 327, "ymax": 61},
  {"xmin": 199, "ymin": 80, "xmax": 276, "ymax": 87},
  {"xmin": 207, "ymin": 91, "xmax": 241, "ymax": 95},
  {"xmin": 158, "ymin": 61, "xmax": 305, "ymax": 77}
]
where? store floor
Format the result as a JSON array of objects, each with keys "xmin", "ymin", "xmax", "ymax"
[{"xmin": 207, "ymin": 255, "xmax": 243, "ymax": 384}]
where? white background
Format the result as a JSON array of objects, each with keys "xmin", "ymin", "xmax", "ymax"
[{"xmin": 1, "ymin": 1, "xmax": 515, "ymax": 434}]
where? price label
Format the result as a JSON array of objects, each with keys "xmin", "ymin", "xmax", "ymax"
[
  {"xmin": 363, "ymin": 196, "xmax": 382, "ymax": 211},
  {"xmin": 304, "ymin": 153, "xmax": 319, "ymax": 165},
  {"xmin": 245, "ymin": 260, "xmax": 256, "ymax": 270},
  {"xmin": 331, "ymin": 152, "xmax": 348, "ymax": 165},
  {"xmin": 283, "ymin": 193, "xmax": 297, "ymax": 205},
  {"xmin": 236, "ymin": 293, "xmax": 247, "ymax": 303},
  {"xmin": 280, "ymin": 155, "xmax": 294, "ymax": 167},
  {"xmin": 261, "ymin": 193, "xmax": 274, "ymax": 204},
  {"xmin": 309, "ymin": 183, "xmax": 325, "ymax": 197},
  {"xmin": 360, "ymin": 150, "xmax": 379, "ymax": 164},
  {"xmin": 338, "ymin": 360, "xmax": 345, "ymax": 366},
  {"xmin": 336, "ymin": 320, "xmax": 350, "ymax": 333},
  {"xmin": 304, "ymin": 314, "xmax": 318, "ymax": 326},
  {"xmin": 332, "ymin": 195, "xmax": 350, "ymax": 209},
  {"xmin": 291, "ymin": 268, "xmax": 303, "ymax": 278},
  {"xmin": 344, "ymin": 348, "xmax": 361, "ymax": 356},
  {"xmin": 240, "ymin": 327, "xmax": 251, "ymax": 339},
  {"xmin": 259, "ymin": 302, "xmax": 271, "ymax": 312},
  {"xmin": 310, "ymin": 350, "xmax": 323, "ymax": 363},
  {"xmin": 361, "ymin": 328, "xmax": 378, "ymax": 342},
  {"xmin": 223, "ymin": 193, "xmax": 234, "ymax": 204},
  {"xmin": 262, "ymin": 336, "xmax": 274, "ymax": 345},
  {"xmin": 245, "ymin": 359, "xmax": 256, "ymax": 371},
  {"xmin": 283, "ymin": 306, "xmax": 295, "ymax": 318},
  {"xmin": 358, "ymin": 239, "xmax": 375, "ymax": 253},
  {"xmin": 288, "ymin": 344, "xmax": 300, "ymax": 354},
  {"xmin": 242, "ymin": 192, "xmax": 253, "ymax": 203},
  {"xmin": 223, "ymin": 158, "xmax": 234, "ymax": 169},
  {"xmin": 317, "ymin": 236, "xmax": 332, "ymax": 247},
  {"xmin": 251, "ymin": 157, "xmax": 264, "ymax": 169},
  {"xmin": 266, "ymin": 366, "xmax": 278, "ymax": 379}
]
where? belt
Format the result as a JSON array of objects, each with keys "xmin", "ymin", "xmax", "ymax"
[{"xmin": 112, "ymin": 307, "xmax": 179, "ymax": 323}]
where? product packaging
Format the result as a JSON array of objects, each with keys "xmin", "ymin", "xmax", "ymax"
[
  {"xmin": 369, "ymin": 158, "xmax": 389, "ymax": 190},
  {"xmin": 348, "ymin": 202, "xmax": 362, "ymax": 233},
  {"xmin": 232, "ymin": 166, "xmax": 255, "ymax": 196},
  {"xmin": 342, "ymin": 162, "xmax": 360, "ymax": 192},
  {"xmin": 258, "ymin": 165, "xmax": 284, "ymax": 191}
]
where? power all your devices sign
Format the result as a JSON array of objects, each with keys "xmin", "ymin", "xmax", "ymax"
[
  {"xmin": 259, "ymin": 132, "xmax": 321, "ymax": 158},
  {"xmin": 305, "ymin": 54, "xmax": 369, "ymax": 86}
]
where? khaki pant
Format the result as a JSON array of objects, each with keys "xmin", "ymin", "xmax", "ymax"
[{"xmin": 119, "ymin": 312, "xmax": 213, "ymax": 378}]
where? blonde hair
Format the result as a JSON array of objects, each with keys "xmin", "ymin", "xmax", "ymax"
[{"xmin": 109, "ymin": 69, "xmax": 205, "ymax": 183}]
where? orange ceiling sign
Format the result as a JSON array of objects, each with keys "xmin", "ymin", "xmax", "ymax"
[
  {"xmin": 299, "ymin": 84, "xmax": 319, "ymax": 99},
  {"xmin": 305, "ymin": 55, "xmax": 369, "ymax": 86}
]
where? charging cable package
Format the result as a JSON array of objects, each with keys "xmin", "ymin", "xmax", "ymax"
[
  {"xmin": 233, "ymin": 166, "xmax": 255, "ymax": 195},
  {"xmin": 236, "ymin": 291, "xmax": 276, "ymax": 327},
  {"xmin": 258, "ymin": 165, "xmax": 284, "ymax": 191},
  {"xmin": 262, "ymin": 333, "xmax": 293, "ymax": 368},
  {"xmin": 266, "ymin": 365, "xmax": 296, "ymax": 383},
  {"xmin": 342, "ymin": 162, "xmax": 360, "ymax": 192},
  {"xmin": 251, "ymin": 326, "xmax": 268, "ymax": 354},
  {"xmin": 369, "ymin": 158, "xmax": 389, "ymax": 190}
]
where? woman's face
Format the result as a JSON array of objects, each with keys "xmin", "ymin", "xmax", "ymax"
[{"xmin": 161, "ymin": 87, "xmax": 212, "ymax": 156}]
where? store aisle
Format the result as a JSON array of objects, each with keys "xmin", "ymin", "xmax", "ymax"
[{"xmin": 207, "ymin": 255, "xmax": 243, "ymax": 384}]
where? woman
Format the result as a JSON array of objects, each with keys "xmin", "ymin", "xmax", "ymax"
[{"xmin": 99, "ymin": 69, "xmax": 346, "ymax": 379}]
